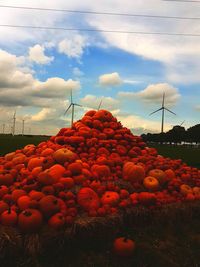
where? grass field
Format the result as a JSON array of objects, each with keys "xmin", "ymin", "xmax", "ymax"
[
  {"xmin": 148, "ymin": 143, "xmax": 200, "ymax": 169},
  {"xmin": 0, "ymin": 134, "xmax": 49, "ymax": 156}
]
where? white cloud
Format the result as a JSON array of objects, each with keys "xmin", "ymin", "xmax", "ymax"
[
  {"xmin": 99, "ymin": 72, "xmax": 122, "ymax": 86},
  {"xmin": 118, "ymin": 83, "xmax": 180, "ymax": 106},
  {"xmin": 73, "ymin": 67, "xmax": 84, "ymax": 77},
  {"xmin": 117, "ymin": 113, "xmax": 171, "ymax": 134},
  {"xmin": 29, "ymin": 44, "xmax": 54, "ymax": 64},
  {"xmin": 31, "ymin": 108, "xmax": 53, "ymax": 121},
  {"xmin": 80, "ymin": 94, "xmax": 120, "ymax": 111},
  {"xmin": 195, "ymin": 105, "xmax": 200, "ymax": 112},
  {"xmin": 124, "ymin": 79, "xmax": 141, "ymax": 85},
  {"xmin": 58, "ymin": 34, "xmax": 88, "ymax": 59},
  {"xmin": 0, "ymin": 49, "xmax": 81, "ymax": 107},
  {"xmin": 33, "ymin": 78, "xmax": 81, "ymax": 98}
]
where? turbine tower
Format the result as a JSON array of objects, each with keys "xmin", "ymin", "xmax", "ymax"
[
  {"xmin": 64, "ymin": 90, "xmax": 82, "ymax": 127},
  {"xmin": 149, "ymin": 93, "xmax": 176, "ymax": 133},
  {"xmin": 12, "ymin": 111, "xmax": 16, "ymax": 136},
  {"xmin": 22, "ymin": 119, "xmax": 25, "ymax": 136}
]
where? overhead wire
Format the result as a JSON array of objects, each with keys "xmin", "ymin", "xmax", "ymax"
[
  {"xmin": 0, "ymin": 4, "xmax": 200, "ymax": 20},
  {"xmin": 163, "ymin": 0, "xmax": 200, "ymax": 2},
  {"xmin": 0, "ymin": 24, "xmax": 200, "ymax": 37}
]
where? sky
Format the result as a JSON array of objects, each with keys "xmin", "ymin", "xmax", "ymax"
[{"xmin": 0, "ymin": 0, "xmax": 199, "ymax": 136}]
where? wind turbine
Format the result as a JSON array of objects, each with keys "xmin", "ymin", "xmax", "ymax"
[
  {"xmin": 64, "ymin": 90, "xmax": 82, "ymax": 127},
  {"xmin": 179, "ymin": 120, "xmax": 185, "ymax": 127},
  {"xmin": 149, "ymin": 92, "xmax": 176, "ymax": 133},
  {"xmin": 97, "ymin": 99, "xmax": 103, "ymax": 110}
]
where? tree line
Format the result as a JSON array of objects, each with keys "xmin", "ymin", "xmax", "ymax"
[{"xmin": 141, "ymin": 124, "xmax": 200, "ymax": 144}]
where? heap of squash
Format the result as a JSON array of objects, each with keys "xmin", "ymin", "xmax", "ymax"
[{"xmin": 0, "ymin": 110, "xmax": 199, "ymax": 233}]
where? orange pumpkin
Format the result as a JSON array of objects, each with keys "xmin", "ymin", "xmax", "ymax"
[
  {"xmin": 143, "ymin": 176, "xmax": 160, "ymax": 191},
  {"xmin": 123, "ymin": 162, "xmax": 145, "ymax": 183},
  {"xmin": 53, "ymin": 148, "xmax": 76, "ymax": 164},
  {"xmin": 148, "ymin": 169, "xmax": 166, "ymax": 184},
  {"xmin": 27, "ymin": 157, "xmax": 45, "ymax": 171}
]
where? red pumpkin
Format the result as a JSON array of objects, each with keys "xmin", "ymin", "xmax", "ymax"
[
  {"xmin": 68, "ymin": 162, "xmax": 82, "ymax": 175},
  {"xmin": 1, "ymin": 209, "xmax": 18, "ymax": 226},
  {"xmin": 77, "ymin": 187, "xmax": 100, "ymax": 211},
  {"xmin": 0, "ymin": 200, "xmax": 9, "ymax": 214},
  {"xmin": 48, "ymin": 212, "xmax": 65, "ymax": 229},
  {"xmin": 11, "ymin": 189, "xmax": 27, "ymax": 202},
  {"xmin": 113, "ymin": 237, "xmax": 135, "ymax": 257},
  {"xmin": 94, "ymin": 110, "xmax": 113, "ymax": 122},
  {"xmin": 101, "ymin": 191, "xmax": 120, "ymax": 206},
  {"xmin": 137, "ymin": 192, "xmax": 156, "ymax": 206},
  {"xmin": 17, "ymin": 195, "xmax": 31, "ymax": 210},
  {"xmin": 18, "ymin": 209, "xmax": 43, "ymax": 233},
  {"xmin": 39, "ymin": 195, "xmax": 60, "ymax": 217}
]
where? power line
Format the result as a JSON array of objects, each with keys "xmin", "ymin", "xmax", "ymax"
[
  {"xmin": 163, "ymin": 0, "xmax": 200, "ymax": 2},
  {"xmin": 0, "ymin": 4, "xmax": 200, "ymax": 20},
  {"xmin": 0, "ymin": 24, "xmax": 200, "ymax": 37}
]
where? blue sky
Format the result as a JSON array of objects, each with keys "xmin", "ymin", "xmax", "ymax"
[{"xmin": 0, "ymin": 0, "xmax": 199, "ymax": 135}]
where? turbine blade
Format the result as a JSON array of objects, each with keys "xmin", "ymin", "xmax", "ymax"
[
  {"xmin": 70, "ymin": 90, "xmax": 73, "ymax": 103},
  {"xmin": 74, "ymin": 103, "xmax": 82, "ymax": 107},
  {"xmin": 165, "ymin": 107, "xmax": 176, "ymax": 115},
  {"xmin": 64, "ymin": 104, "xmax": 72, "ymax": 115},
  {"xmin": 180, "ymin": 120, "xmax": 185, "ymax": 126},
  {"xmin": 162, "ymin": 92, "xmax": 165, "ymax": 107},
  {"xmin": 149, "ymin": 107, "xmax": 162, "ymax": 116},
  {"xmin": 98, "ymin": 99, "xmax": 103, "ymax": 110}
]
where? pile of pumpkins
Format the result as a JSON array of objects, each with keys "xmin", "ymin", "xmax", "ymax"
[{"xmin": 0, "ymin": 109, "xmax": 199, "ymax": 234}]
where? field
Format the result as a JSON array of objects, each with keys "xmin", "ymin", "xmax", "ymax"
[
  {"xmin": 0, "ymin": 134, "xmax": 200, "ymax": 267},
  {"xmin": 0, "ymin": 134, "xmax": 49, "ymax": 156},
  {"xmin": 148, "ymin": 143, "xmax": 200, "ymax": 169}
]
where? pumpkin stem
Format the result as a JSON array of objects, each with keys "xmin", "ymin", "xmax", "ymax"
[
  {"xmin": 23, "ymin": 210, "xmax": 32, "ymax": 217},
  {"xmin": 53, "ymin": 199, "xmax": 58, "ymax": 205}
]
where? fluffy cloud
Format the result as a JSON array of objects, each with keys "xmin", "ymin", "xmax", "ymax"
[
  {"xmin": 33, "ymin": 78, "xmax": 81, "ymax": 98},
  {"xmin": 117, "ymin": 113, "xmax": 171, "ymax": 134},
  {"xmin": 73, "ymin": 67, "xmax": 84, "ymax": 77},
  {"xmin": 118, "ymin": 83, "xmax": 180, "ymax": 106},
  {"xmin": 28, "ymin": 44, "xmax": 54, "ymax": 64},
  {"xmin": 58, "ymin": 34, "xmax": 88, "ymax": 59},
  {"xmin": 31, "ymin": 108, "xmax": 53, "ymax": 121},
  {"xmin": 80, "ymin": 95, "xmax": 120, "ymax": 111},
  {"xmin": 99, "ymin": 72, "xmax": 122, "ymax": 86},
  {"xmin": 0, "ymin": 49, "xmax": 81, "ymax": 107},
  {"xmin": 195, "ymin": 105, "xmax": 200, "ymax": 112}
]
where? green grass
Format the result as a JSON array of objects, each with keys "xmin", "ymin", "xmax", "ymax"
[
  {"xmin": 0, "ymin": 134, "xmax": 49, "ymax": 156},
  {"xmin": 148, "ymin": 143, "xmax": 200, "ymax": 169}
]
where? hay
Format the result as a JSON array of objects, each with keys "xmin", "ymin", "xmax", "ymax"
[{"xmin": 0, "ymin": 200, "xmax": 199, "ymax": 260}]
